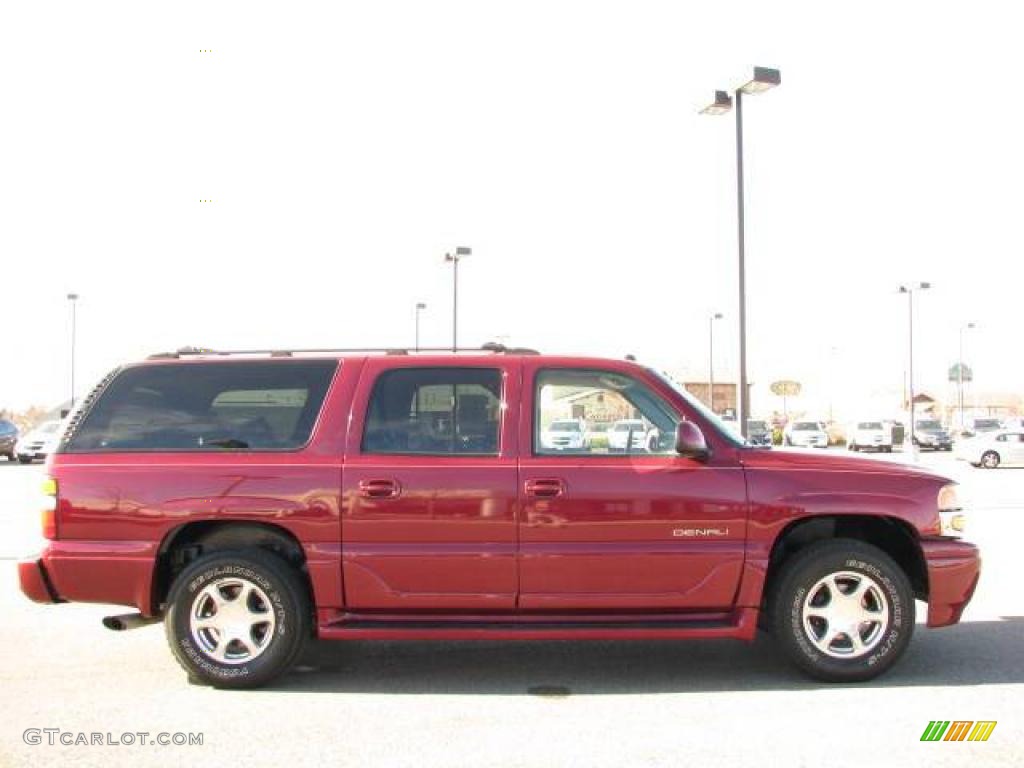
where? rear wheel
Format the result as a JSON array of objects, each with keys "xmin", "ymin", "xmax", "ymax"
[
  {"xmin": 770, "ymin": 539, "xmax": 914, "ymax": 682},
  {"xmin": 981, "ymin": 451, "xmax": 1000, "ymax": 469},
  {"xmin": 164, "ymin": 548, "xmax": 310, "ymax": 689}
]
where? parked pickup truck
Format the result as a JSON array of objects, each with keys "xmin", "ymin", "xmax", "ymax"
[{"xmin": 19, "ymin": 347, "xmax": 980, "ymax": 688}]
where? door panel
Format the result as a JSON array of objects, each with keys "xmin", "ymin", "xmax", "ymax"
[
  {"xmin": 341, "ymin": 359, "xmax": 520, "ymax": 611},
  {"xmin": 518, "ymin": 361, "xmax": 748, "ymax": 611}
]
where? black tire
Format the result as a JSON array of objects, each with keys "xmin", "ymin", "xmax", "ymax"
[
  {"xmin": 164, "ymin": 549, "xmax": 310, "ymax": 689},
  {"xmin": 17, "ymin": 456, "xmax": 32, "ymax": 464},
  {"xmin": 981, "ymin": 450, "xmax": 1000, "ymax": 469},
  {"xmin": 769, "ymin": 539, "xmax": 914, "ymax": 682}
]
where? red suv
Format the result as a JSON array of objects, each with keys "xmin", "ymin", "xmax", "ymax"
[{"xmin": 19, "ymin": 347, "xmax": 980, "ymax": 688}]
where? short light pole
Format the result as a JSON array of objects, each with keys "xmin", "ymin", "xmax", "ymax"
[
  {"xmin": 958, "ymin": 321, "xmax": 975, "ymax": 430},
  {"xmin": 701, "ymin": 67, "xmax": 781, "ymax": 439},
  {"xmin": 67, "ymin": 292, "xmax": 79, "ymax": 408},
  {"xmin": 708, "ymin": 312, "xmax": 723, "ymax": 413},
  {"xmin": 898, "ymin": 282, "xmax": 931, "ymax": 451},
  {"xmin": 443, "ymin": 246, "xmax": 471, "ymax": 351},
  {"xmin": 414, "ymin": 302, "xmax": 427, "ymax": 351}
]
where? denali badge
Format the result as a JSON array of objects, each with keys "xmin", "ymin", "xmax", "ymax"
[{"xmin": 673, "ymin": 528, "xmax": 729, "ymax": 537}]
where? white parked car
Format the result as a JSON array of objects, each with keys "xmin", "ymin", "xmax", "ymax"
[
  {"xmin": 784, "ymin": 420, "xmax": 829, "ymax": 449},
  {"xmin": 956, "ymin": 430, "xmax": 1024, "ymax": 468},
  {"xmin": 607, "ymin": 419, "xmax": 659, "ymax": 452},
  {"xmin": 15, "ymin": 420, "xmax": 63, "ymax": 464},
  {"xmin": 965, "ymin": 417, "xmax": 1003, "ymax": 437},
  {"xmin": 540, "ymin": 419, "xmax": 588, "ymax": 451},
  {"xmin": 848, "ymin": 421, "xmax": 892, "ymax": 453}
]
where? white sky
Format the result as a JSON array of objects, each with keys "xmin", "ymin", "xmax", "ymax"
[{"xmin": 2, "ymin": 0, "xmax": 1022, "ymax": 418}]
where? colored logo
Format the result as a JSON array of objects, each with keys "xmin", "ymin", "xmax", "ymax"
[{"xmin": 921, "ymin": 721, "xmax": 997, "ymax": 742}]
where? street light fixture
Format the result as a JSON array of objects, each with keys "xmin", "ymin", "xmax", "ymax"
[
  {"xmin": 443, "ymin": 246, "xmax": 471, "ymax": 351},
  {"xmin": 701, "ymin": 66, "xmax": 781, "ymax": 439},
  {"xmin": 958, "ymin": 321, "xmax": 976, "ymax": 430},
  {"xmin": 414, "ymin": 302, "xmax": 427, "ymax": 352},
  {"xmin": 66, "ymin": 292, "xmax": 79, "ymax": 408},
  {"xmin": 898, "ymin": 282, "xmax": 931, "ymax": 451},
  {"xmin": 708, "ymin": 312, "xmax": 723, "ymax": 413}
]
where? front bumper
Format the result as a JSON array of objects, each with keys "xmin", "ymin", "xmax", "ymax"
[{"xmin": 922, "ymin": 538, "xmax": 981, "ymax": 627}]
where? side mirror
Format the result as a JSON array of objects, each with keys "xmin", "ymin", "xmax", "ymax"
[{"xmin": 675, "ymin": 421, "xmax": 709, "ymax": 460}]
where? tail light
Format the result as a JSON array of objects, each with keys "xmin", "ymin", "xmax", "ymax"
[{"xmin": 41, "ymin": 476, "xmax": 58, "ymax": 539}]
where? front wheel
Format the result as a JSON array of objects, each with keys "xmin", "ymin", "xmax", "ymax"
[
  {"xmin": 770, "ymin": 539, "xmax": 914, "ymax": 682},
  {"xmin": 164, "ymin": 549, "xmax": 310, "ymax": 689}
]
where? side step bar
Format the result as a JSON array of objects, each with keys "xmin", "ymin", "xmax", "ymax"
[{"xmin": 317, "ymin": 608, "xmax": 758, "ymax": 642}]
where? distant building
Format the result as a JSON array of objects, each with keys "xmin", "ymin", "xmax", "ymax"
[{"xmin": 682, "ymin": 382, "xmax": 737, "ymax": 416}]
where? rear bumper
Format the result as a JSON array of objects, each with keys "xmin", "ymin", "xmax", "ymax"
[
  {"xmin": 18, "ymin": 559, "xmax": 62, "ymax": 603},
  {"xmin": 18, "ymin": 540, "xmax": 159, "ymax": 614},
  {"xmin": 922, "ymin": 539, "xmax": 981, "ymax": 627}
]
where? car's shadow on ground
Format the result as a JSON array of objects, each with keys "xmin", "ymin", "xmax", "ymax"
[{"xmin": 273, "ymin": 617, "xmax": 1024, "ymax": 695}]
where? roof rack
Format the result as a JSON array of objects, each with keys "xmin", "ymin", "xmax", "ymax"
[{"xmin": 147, "ymin": 343, "xmax": 540, "ymax": 360}]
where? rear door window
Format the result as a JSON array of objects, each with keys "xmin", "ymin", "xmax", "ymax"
[
  {"xmin": 64, "ymin": 361, "xmax": 337, "ymax": 452},
  {"xmin": 362, "ymin": 367, "xmax": 502, "ymax": 455}
]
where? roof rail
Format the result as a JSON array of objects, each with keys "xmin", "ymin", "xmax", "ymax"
[{"xmin": 146, "ymin": 343, "xmax": 540, "ymax": 360}]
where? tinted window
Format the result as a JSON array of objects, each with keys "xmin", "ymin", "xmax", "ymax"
[
  {"xmin": 362, "ymin": 368, "xmax": 501, "ymax": 455},
  {"xmin": 858, "ymin": 422, "xmax": 883, "ymax": 430},
  {"xmin": 64, "ymin": 361, "xmax": 336, "ymax": 452},
  {"xmin": 0, "ymin": 420, "xmax": 16, "ymax": 435},
  {"xmin": 794, "ymin": 422, "xmax": 819, "ymax": 431}
]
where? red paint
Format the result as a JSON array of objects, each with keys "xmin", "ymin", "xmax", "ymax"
[{"xmin": 19, "ymin": 352, "xmax": 980, "ymax": 647}]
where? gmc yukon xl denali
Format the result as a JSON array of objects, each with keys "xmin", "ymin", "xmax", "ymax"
[{"xmin": 19, "ymin": 347, "xmax": 980, "ymax": 688}]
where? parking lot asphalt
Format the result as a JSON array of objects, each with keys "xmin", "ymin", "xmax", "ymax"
[{"xmin": 0, "ymin": 451, "xmax": 1021, "ymax": 767}]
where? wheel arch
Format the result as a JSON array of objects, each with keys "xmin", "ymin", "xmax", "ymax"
[
  {"xmin": 152, "ymin": 520, "xmax": 313, "ymax": 616},
  {"xmin": 762, "ymin": 514, "xmax": 928, "ymax": 614}
]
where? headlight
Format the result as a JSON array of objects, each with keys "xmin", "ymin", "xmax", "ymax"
[{"xmin": 938, "ymin": 484, "xmax": 965, "ymax": 538}]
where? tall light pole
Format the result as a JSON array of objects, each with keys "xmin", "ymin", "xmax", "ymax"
[
  {"xmin": 898, "ymin": 282, "xmax": 930, "ymax": 451},
  {"xmin": 708, "ymin": 312, "xmax": 723, "ymax": 413},
  {"xmin": 414, "ymin": 302, "xmax": 427, "ymax": 351},
  {"xmin": 67, "ymin": 292, "xmax": 79, "ymax": 408},
  {"xmin": 958, "ymin": 321, "xmax": 975, "ymax": 430},
  {"xmin": 444, "ymin": 246, "xmax": 471, "ymax": 351},
  {"xmin": 701, "ymin": 67, "xmax": 781, "ymax": 440}
]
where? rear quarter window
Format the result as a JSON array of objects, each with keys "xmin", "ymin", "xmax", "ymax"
[{"xmin": 63, "ymin": 360, "xmax": 337, "ymax": 452}]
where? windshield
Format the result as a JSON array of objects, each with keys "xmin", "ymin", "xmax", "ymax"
[
  {"xmin": 549, "ymin": 421, "xmax": 581, "ymax": 432},
  {"xmin": 794, "ymin": 422, "xmax": 820, "ymax": 431},
  {"xmin": 613, "ymin": 422, "xmax": 644, "ymax": 432},
  {"xmin": 858, "ymin": 422, "xmax": 883, "ymax": 430},
  {"xmin": 916, "ymin": 420, "xmax": 942, "ymax": 430},
  {"xmin": 747, "ymin": 420, "xmax": 767, "ymax": 431},
  {"xmin": 974, "ymin": 420, "xmax": 1001, "ymax": 429},
  {"xmin": 646, "ymin": 369, "xmax": 745, "ymax": 447},
  {"xmin": 38, "ymin": 421, "xmax": 61, "ymax": 434}
]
